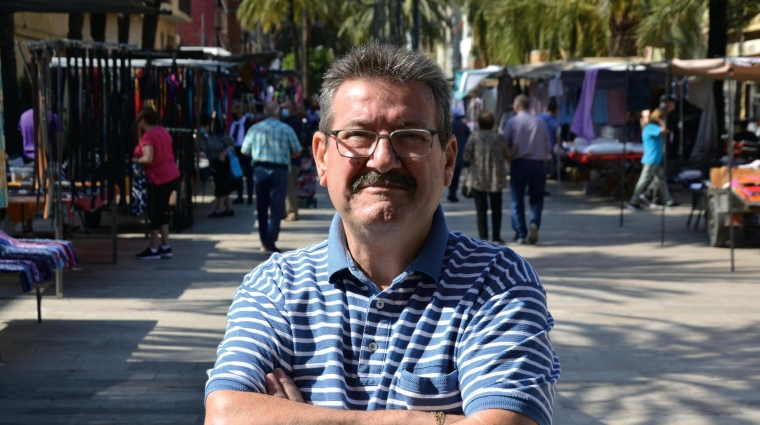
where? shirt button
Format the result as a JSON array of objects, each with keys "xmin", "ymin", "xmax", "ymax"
[
  {"xmin": 375, "ymin": 300, "xmax": 385, "ymax": 310},
  {"xmin": 368, "ymin": 342, "xmax": 378, "ymax": 352}
]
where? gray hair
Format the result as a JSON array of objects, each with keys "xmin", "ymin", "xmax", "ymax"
[
  {"xmin": 318, "ymin": 42, "xmax": 451, "ymax": 145},
  {"xmin": 264, "ymin": 101, "xmax": 281, "ymax": 117},
  {"xmin": 514, "ymin": 94, "xmax": 530, "ymax": 111}
]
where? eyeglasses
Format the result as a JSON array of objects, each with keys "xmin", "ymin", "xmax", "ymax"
[{"xmin": 323, "ymin": 129, "xmax": 447, "ymax": 158}]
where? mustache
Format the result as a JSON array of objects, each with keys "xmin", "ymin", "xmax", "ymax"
[{"xmin": 351, "ymin": 171, "xmax": 416, "ymax": 193}]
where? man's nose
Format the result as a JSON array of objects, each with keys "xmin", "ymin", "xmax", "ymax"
[{"xmin": 367, "ymin": 136, "xmax": 400, "ymax": 173}]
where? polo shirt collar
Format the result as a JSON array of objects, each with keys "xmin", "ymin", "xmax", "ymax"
[{"xmin": 327, "ymin": 204, "xmax": 449, "ymax": 283}]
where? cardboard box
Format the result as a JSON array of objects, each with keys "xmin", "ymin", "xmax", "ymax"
[{"xmin": 710, "ymin": 166, "xmax": 760, "ymax": 188}]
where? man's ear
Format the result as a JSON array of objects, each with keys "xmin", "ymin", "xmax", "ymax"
[
  {"xmin": 443, "ymin": 135, "xmax": 457, "ymax": 187},
  {"xmin": 313, "ymin": 133, "xmax": 329, "ymax": 187}
]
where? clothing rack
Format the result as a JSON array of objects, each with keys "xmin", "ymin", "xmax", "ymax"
[{"xmin": 26, "ymin": 39, "xmax": 135, "ymax": 292}]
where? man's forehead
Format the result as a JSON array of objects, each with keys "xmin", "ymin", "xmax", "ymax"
[{"xmin": 333, "ymin": 79, "xmax": 436, "ymax": 125}]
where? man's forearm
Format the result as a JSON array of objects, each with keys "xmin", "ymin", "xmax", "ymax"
[{"xmin": 205, "ymin": 391, "xmax": 463, "ymax": 425}]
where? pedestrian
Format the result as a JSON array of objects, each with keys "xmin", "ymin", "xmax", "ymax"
[
  {"xmin": 229, "ymin": 104, "xmax": 254, "ymax": 205},
  {"xmin": 205, "ymin": 42, "xmax": 559, "ymax": 425},
  {"xmin": 503, "ymin": 94, "xmax": 553, "ymax": 245},
  {"xmin": 198, "ymin": 113, "xmax": 236, "ymax": 218},
  {"xmin": 463, "ymin": 111, "xmax": 511, "ymax": 244},
  {"xmin": 133, "ymin": 107, "xmax": 180, "ymax": 260},
  {"xmin": 538, "ymin": 98, "xmax": 560, "ymax": 180},
  {"xmin": 447, "ymin": 107, "xmax": 471, "ymax": 202},
  {"xmin": 240, "ymin": 102, "xmax": 302, "ymax": 253},
  {"xmin": 280, "ymin": 98, "xmax": 303, "ymax": 221},
  {"xmin": 628, "ymin": 109, "xmax": 678, "ymax": 210}
]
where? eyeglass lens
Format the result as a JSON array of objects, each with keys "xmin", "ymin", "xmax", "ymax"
[{"xmin": 336, "ymin": 130, "xmax": 432, "ymax": 158}]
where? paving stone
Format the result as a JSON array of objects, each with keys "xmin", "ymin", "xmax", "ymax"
[{"xmin": 1, "ymin": 184, "xmax": 758, "ymax": 424}]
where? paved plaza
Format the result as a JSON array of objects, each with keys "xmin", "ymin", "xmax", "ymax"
[{"xmin": 1, "ymin": 182, "xmax": 759, "ymax": 425}]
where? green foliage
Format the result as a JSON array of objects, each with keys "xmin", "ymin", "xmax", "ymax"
[
  {"xmin": 338, "ymin": 0, "xmax": 449, "ymax": 47},
  {"xmin": 282, "ymin": 48, "xmax": 334, "ymax": 95}
]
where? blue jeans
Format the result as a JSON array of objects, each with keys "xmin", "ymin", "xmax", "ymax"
[
  {"xmin": 254, "ymin": 165, "xmax": 288, "ymax": 248},
  {"xmin": 510, "ymin": 159, "xmax": 546, "ymax": 239}
]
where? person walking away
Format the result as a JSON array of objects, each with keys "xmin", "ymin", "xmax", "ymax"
[
  {"xmin": 628, "ymin": 109, "xmax": 678, "ymax": 210},
  {"xmin": 463, "ymin": 111, "xmax": 511, "ymax": 244},
  {"xmin": 240, "ymin": 102, "xmax": 301, "ymax": 253},
  {"xmin": 133, "ymin": 107, "xmax": 181, "ymax": 260},
  {"xmin": 230, "ymin": 104, "xmax": 254, "ymax": 205},
  {"xmin": 448, "ymin": 107, "xmax": 471, "ymax": 202},
  {"xmin": 538, "ymin": 98, "xmax": 560, "ymax": 180},
  {"xmin": 503, "ymin": 94, "xmax": 553, "ymax": 245},
  {"xmin": 280, "ymin": 99, "xmax": 303, "ymax": 221},
  {"xmin": 199, "ymin": 113, "xmax": 236, "ymax": 218}
]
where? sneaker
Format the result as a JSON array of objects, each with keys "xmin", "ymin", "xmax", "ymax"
[
  {"xmin": 493, "ymin": 239, "xmax": 506, "ymax": 245},
  {"xmin": 514, "ymin": 237, "xmax": 527, "ymax": 245},
  {"xmin": 136, "ymin": 247, "xmax": 161, "ymax": 260},
  {"xmin": 247, "ymin": 197, "xmax": 254, "ymax": 205},
  {"xmin": 223, "ymin": 209, "xmax": 235, "ymax": 217},
  {"xmin": 232, "ymin": 197, "xmax": 244, "ymax": 205},
  {"xmin": 528, "ymin": 223, "xmax": 539, "ymax": 245},
  {"xmin": 158, "ymin": 246, "xmax": 173, "ymax": 259},
  {"xmin": 638, "ymin": 194, "xmax": 653, "ymax": 206},
  {"xmin": 627, "ymin": 203, "xmax": 644, "ymax": 211},
  {"xmin": 208, "ymin": 211, "xmax": 225, "ymax": 218},
  {"xmin": 284, "ymin": 213, "xmax": 299, "ymax": 222}
]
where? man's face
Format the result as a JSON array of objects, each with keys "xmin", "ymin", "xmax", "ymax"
[{"xmin": 313, "ymin": 79, "xmax": 456, "ymax": 232}]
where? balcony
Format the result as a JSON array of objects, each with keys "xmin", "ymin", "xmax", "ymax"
[{"xmin": 160, "ymin": 0, "xmax": 192, "ymax": 24}]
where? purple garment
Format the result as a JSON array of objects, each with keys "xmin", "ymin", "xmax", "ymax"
[
  {"xmin": 19, "ymin": 109, "xmax": 59, "ymax": 160},
  {"xmin": 570, "ymin": 69, "xmax": 598, "ymax": 142},
  {"xmin": 502, "ymin": 111, "xmax": 552, "ymax": 161}
]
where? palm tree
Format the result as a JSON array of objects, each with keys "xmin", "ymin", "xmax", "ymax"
[
  {"xmin": 238, "ymin": 0, "xmax": 337, "ymax": 97},
  {"xmin": 338, "ymin": 0, "xmax": 449, "ymax": 50},
  {"xmin": 636, "ymin": 0, "xmax": 705, "ymax": 59}
]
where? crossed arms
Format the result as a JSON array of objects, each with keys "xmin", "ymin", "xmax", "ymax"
[{"xmin": 205, "ymin": 369, "xmax": 538, "ymax": 425}]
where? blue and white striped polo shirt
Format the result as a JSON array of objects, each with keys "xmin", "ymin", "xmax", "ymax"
[{"xmin": 206, "ymin": 205, "xmax": 560, "ymax": 425}]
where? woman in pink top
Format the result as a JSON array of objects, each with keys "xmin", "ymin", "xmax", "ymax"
[{"xmin": 133, "ymin": 107, "xmax": 181, "ymax": 260}]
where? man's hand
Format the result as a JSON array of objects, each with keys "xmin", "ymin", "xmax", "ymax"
[{"xmin": 266, "ymin": 368, "xmax": 305, "ymax": 403}]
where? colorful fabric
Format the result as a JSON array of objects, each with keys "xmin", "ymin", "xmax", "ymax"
[
  {"xmin": 206, "ymin": 206, "xmax": 560, "ymax": 425},
  {"xmin": 241, "ymin": 118, "xmax": 301, "ymax": 167},
  {"xmin": 570, "ymin": 69, "xmax": 599, "ymax": 142}
]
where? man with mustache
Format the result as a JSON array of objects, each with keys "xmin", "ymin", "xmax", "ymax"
[{"xmin": 205, "ymin": 43, "xmax": 560, "ymax": 425}]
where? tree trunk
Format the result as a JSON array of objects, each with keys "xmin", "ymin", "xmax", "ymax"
[
  {"xmin": 289, "ymin": 0, "xmax": 301, "ymax": 72},
  {"xmin": 68, "ymin": 13, "xmax": 85, "ymax": 39},
  {"xmin": 90, "ymin": 14, "xmax": 107, "ymax": 42},
  {"xmin": 0, "ymin": 13, "xmax": 22, "ymax": 155},
  {"xmin": 118, "ymin": 14, "xmax": 131, "ymax": 44},
  {"xmin": 708, "ymin": 0, "xmax": 727, "ymax": 135},
  {"xmin": 301, "ymin": 7, "xmax": 309, "ymax": 99},
  {"xmin": 141, "ymin": 0, "xmax": 161, "ymax": 50}
]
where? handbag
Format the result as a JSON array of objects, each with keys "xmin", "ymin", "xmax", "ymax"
[
  {"xmin": 461, "ymin": 170, "xmax": 473, "ymax": 198},
  {"xmin": 227, "ymin": 147, "xmax": 243, "ymax": 179}
]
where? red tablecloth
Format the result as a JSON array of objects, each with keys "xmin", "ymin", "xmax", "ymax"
[{"xmin": 566, "ymin": 151, "xmax": 643, "ymax": 164}]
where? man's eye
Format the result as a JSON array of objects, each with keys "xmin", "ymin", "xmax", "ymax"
[
  {"xmin": 394, "ymin": 131, "xmax": 429, "ymax": 144},
  {"xmin": 340, "ymin": 131, "xmax": 374, "ymax": 143}
]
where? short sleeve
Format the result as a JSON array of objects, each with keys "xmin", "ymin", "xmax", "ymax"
[
  {"xmin": 457, "ymin": 250, "xmax": 560, "ymax": 425},
  {"xmin": 205, "ymin": 259, "xmax": 295, "ymax": 402},
  {"xmin": 287, "ymin": 127, "xmax": 302, "ymax": 153}
]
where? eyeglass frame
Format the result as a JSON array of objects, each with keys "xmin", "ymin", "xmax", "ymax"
[{"xmin": 322, "ymin": 128, "xmax": 449, "ymax": 159}]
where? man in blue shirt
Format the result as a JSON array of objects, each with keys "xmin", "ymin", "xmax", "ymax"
[
  {"xmin": 628, "ymin": 109, "xmax": 677, "ymax": 210},
  {"xmin": 241, "ymin": 102, "xmax": 302, "ymax": 253},
  {"xmin": 537, "ymin": 99, "xmax": 560, "ymax": 180},
  {"xmin": 206, "ymin": 43, "xmax": 560, "ymax": 425}
]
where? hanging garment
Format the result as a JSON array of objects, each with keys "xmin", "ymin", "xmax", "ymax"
[
  {"xmin": 529, "ymin": 81, "xmax": 550, "ymax": 115},
  {"xmin": 131, "ymin": 163, "xmax": 147, "ymax": 217},
  {"xmin": 607, "ymin": 89, "xmax": 626, "ymax": 126},
  {"xmin": 591, "ymin": 89, "xmax": 609, "ymax": 125},
  {"xmin": 571, "ymin": 69, "xmax": 599, "ymax": 142},
  {"xmin": 627, "ymin": 74, "xmax": 650, "ymax": 111}
]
